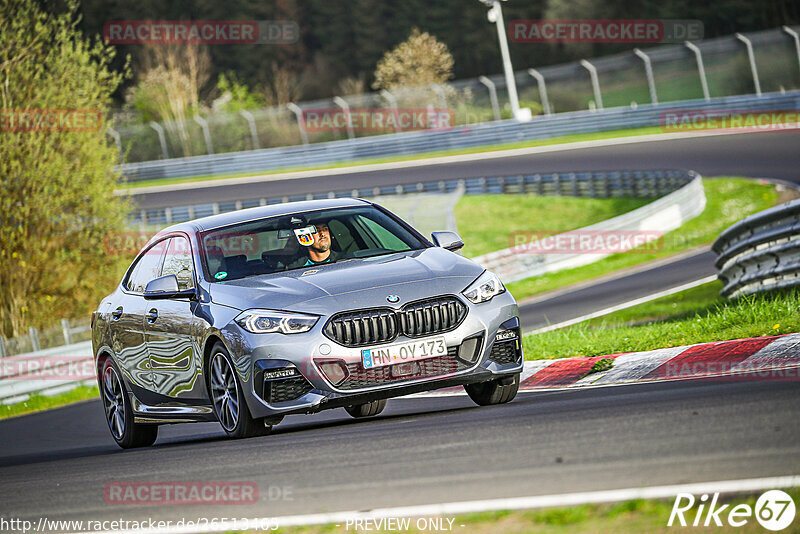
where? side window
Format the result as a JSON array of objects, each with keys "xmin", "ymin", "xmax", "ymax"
[
  {"xmin": 126, "ymin": 240, "xmax": 168, "ymax": 293},
  {"xmin": 357, "ymin": 215, "xmax": 411, "ymax": 251},
  {"xmin": 161, "ymin": 236, "xmax": 195, "ymax": 290}
]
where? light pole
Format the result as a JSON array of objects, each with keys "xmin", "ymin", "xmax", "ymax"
[{"xmin": 479, "ymin": 0, "xmax": 531, "ymax": 121}]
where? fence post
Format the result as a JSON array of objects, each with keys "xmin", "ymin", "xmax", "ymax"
[
  {"xmin": 527, "ymin": 68, "xmax": 552, "ymax": 115},
  {"xmin": 29, "ymin": 327, "xmax": 40, "ymax": 352},
  {"xmin": 478, "ymin": 76, "xmax": 501, "ymax": 121},
  {"xmin": 148, "ymin": 121, "xmax": 169, "ymax": 159},
  {"xmin": 61, "ymin": 318, "xmax": 72, "ymax": 346},
  {"xmin": 332, "ymin": 97, "xmax": 355, "ymax": 140},
  {"xmin": 735, "ymin": 33, "xmax": 762, "ymax": 96},
  {"xmin": 430, "ymin": 84, "xmax": 448, "ymax": 110},
  {"xmin": 633, "ymin": 48, "xmax": 658, "ymax": 105},
  {"xmin": 193, "ymin": 115, "xmax": 214, "ymax": 155},
  {"xmin": 580, "ymin": 59, "xmax": 604, "ymax": 110},
  {"xmin": 685, "ymin": 41, "xmax": 710, "ymax": 101},
  {"xmin": 239, "ymin": 110, "xmax": 260, "ymax": 150},
  {"xmin": 379, "ymin": 90, "xmax": 402, "ymax": 133},
  {"xmin": 106, "ymin": 126, "xmax": 123, "ymax": 161},
  {"xmin": 0, "ymin": 335, "xmax": 6, "ymax": 358},
  {"xmin": 783, "ymin": 26, "xmax": 800, "ymax": 77},
  {"xmin": 286, "ymin": 103, "xmax": 309, "ymax": 145}
]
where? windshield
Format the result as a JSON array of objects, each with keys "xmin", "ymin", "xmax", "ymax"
[{"xmin": 199, "ymin": 205, "xmax": 427, "ymax": 281}]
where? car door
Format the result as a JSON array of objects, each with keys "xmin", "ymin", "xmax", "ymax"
[
  {"xmin": 144, "ymin": 235, "xmax": 203, "ymax": 400},
  {"xmin": 110, "ymin": 239, "xmax": 168, "ymax": 391}
]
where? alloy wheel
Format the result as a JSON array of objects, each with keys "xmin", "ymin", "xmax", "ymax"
[
  {"xmin": 102, "ymin": 364, "xmax": 125, "ymax": 440},
  {"xmin": 210, "ymin": 352, "xmax": 240, "ymax": 432}
]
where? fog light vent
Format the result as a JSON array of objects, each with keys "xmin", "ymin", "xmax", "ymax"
[
  {"xmin": 317, "ymin": 360, "xmax": 349, "ymax": 386},
  {"xmin": 457, "ymin": 335, "xmax": 482, "ymax": 364}
]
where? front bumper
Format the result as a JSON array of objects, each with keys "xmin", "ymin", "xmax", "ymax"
[{"xmin": 223, "ymin": 291, "xmax": 522, "ymax": 419}]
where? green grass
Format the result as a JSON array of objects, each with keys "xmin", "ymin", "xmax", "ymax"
[
  {"xmin": 0, "ymin": 384, "xmax": 99, "ymax": 420},
  {"xmin": 505, "ymin": 177, "xmax": 778, "ymax": 301},
  {"xmin": 522, "ymin": 283, "xmax": 800, "ymax": 360},
  {"xmin": 270, "ymin": 488, "xmax": 800, "ymax": 533},
  {"xmin": 455, "ymin": 195, "xmax": 650, "ymax": 258},
  {"xmin": 120, "ymin": 126, "xmax": 665, "ymax": 190}
]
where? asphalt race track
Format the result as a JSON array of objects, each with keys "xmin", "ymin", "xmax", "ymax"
[
  {"xmin": 130, "ymin": 130, "xmax": 800, "ymax": 209},
  {"xmin": 518, "ymin": 249, "xmax": 717, "ymax": 331},
  {"xmin": 1, "ymin": 379, "xmax": 798, "ymax": 527}
]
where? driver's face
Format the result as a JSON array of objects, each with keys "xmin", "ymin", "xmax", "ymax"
[{"xmin": 312, "ymin": 223, "xmax": 330, "ymax": 252}]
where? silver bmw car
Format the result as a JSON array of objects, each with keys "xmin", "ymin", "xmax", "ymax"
[{"xmin": 92, "ymin": 198, "xmax": 522, "ymax": 448}]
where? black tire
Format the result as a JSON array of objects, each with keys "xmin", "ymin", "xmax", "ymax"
[
  {"xmin": 207, "ymin": 342, "xmax": 272, "ymax": 439},
  {"xmin": 100, "ymin": 357, "xmax": 158, "ymax": 449},
  {"xmin": 344, "ymin": 398, "xmax": 387, "ymax": 418},
  {"xmin": 464, "ymin": 373, "xmax": 520, "ymax": 406}
]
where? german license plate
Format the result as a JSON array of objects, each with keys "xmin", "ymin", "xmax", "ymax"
[{"xmin": 361, "ymin": 336, "xmax": 447, "ymax": 370}]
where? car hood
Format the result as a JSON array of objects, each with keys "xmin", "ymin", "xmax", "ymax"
[{"xmin": 207, "ymin": 247, "xmax": 484, "ymax": 314}]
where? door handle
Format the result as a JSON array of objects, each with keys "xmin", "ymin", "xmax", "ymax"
[
  {"xmin": 111, "ymin": 307, "xmax": 123, "ymax": 320},
  {"xmin": 146, "ymin": 308, "xmax": 158, "ymax": 324}
]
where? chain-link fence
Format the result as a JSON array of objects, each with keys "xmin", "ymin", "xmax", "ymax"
[{"xmin": 110, "ymin": 26, "xmax": 800, "ymax": 163}]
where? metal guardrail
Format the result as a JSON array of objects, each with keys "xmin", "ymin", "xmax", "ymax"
[
  {"xmin": 713, "ymin": 198, "xmax": 800, "ymax": 298},
  {"xmin": 118, "ymin": 91, "xmax": 800, "ymax": 183},
  {"xmin": 476, "ymin": 172, "xmax": 705, "ymax": 283},
  {"xmin": 132, "ymin": 169, "xmax": 694, "ymax": 226}
]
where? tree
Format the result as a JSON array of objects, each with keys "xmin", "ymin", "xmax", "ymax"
[
  {"xmin": 0, "ymin": 0, "xmax": 130, "ymax": 337},
  {"xmin": 372, "ymin": 28, "xmax": 454, "ymax": 91}
]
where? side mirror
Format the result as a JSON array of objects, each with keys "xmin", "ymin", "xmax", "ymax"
[
  {"xmin": 144, "ymin": 274, "xmax": 196, "ymax": 300},
  {"xmin": 431, "ymin": 231, "xmax": 464, "ymax": 252}
]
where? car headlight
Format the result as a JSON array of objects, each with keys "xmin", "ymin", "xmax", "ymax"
[
  {"xmin": 235, "ymin": 309, "xmax": 319, "ymax": 334},
  {"xmin": 462, "ymin": 271, "xmax": 506, "ymax": 304}
]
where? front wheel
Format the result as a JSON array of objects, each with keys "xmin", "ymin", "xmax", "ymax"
[
  {"xmin": 100, "ymin": 358, "xmax": 158, "ymax": 449},
  {"xmin": 344, "ymin": 399, "xmax": 387, "ymax": 418},
  {"xmin": 208, "ymin": 343, "xmax": 271, "ymax": 439},
  {"xmin": 464, "ymin": 373, "xmax": 520, "ymax": 406}
]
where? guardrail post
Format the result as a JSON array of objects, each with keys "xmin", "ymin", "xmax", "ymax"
[
  {"xmin": 193, "ymin": 115, "xmax": 214, "ymax": 155},
  {"xmin": 148, "ymin": 121, "xmax": 169, "ymax": 159},
  {"xmin": 527, "ymin": 68, "xmax": 551, "ymax": 115},
  {"xmin": 106, "ymin": 126, "xmax": 123, "ymax": 161},
  {"xmin": 783, "ymin": 26, "xmax": 800, "ymax": 76},
  {"xmin": 379, "ymin": 90, "xmax": 402, "ymax": 133},
  {"xmin": 579, "ymin": 59, "xmax": 604, "ymax": 110},
  {"xmin": 333, "ymin": 96, "xmax": 355, "ymax": 140},
  {"xmin": 478, "ymin": 76, "xmax": 501, "ymax": 121},
  {"xmin": 239, "ymin": 110, "xmax": 260, "ymax": 150},
  {"xmin": 29, "ymin": 327, "xmax": 40, "ymax": 352},
  {"xmin": 633, "ymin": 48, "xmax": 658, "ymax": 105},
  {"xmin": 61, "ymin": 318, "xmax": 72, "ymax": 346},
  {"xmin": 286, "ymin": 103, "xmax": 309, "ymax": 145},
  {"xmin": 735, "ymin": 33, "xmax": 762, "ymax": 96},
  {"xmin": 684, "ymin": 41, "xmax": 710, "ymax": 101}
]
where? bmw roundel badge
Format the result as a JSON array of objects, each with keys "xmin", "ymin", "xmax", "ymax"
[{"xmin": 386, "ymin": 295, "xmax": 400, "ymax": 303}]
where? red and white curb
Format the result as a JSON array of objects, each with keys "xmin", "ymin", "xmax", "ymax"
[{"xmin": 415, "ymin": 333, "xmax": 800, "ymax": 397}]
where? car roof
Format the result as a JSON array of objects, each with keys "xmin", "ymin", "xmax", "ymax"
[{"xmin": 157, "ymin": 197, "xmax": 373, "ymax": 234}]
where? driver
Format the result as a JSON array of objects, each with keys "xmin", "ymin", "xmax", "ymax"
[{"xmin": 285, "ymin": 222, "xmax": 339, "ymax": 269}]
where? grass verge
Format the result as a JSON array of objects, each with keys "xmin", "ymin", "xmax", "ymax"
[
  {"xmin": 522, "ymin": 282, "xmax": 800, "ymax": 360},
  {"xmin": 269, "ymin": 488, "xmax": 800, "ymax": 533},
  {"xmin": 455, "ymin": 195, "xmax": 650, "ymax": 258},
  {"xmin": 119, "ymin": 126, "xmax": 665, "ymax": 190},
  {"xmin": 0, "ymin": 384, "xmax": 99, "ymax": 420},
  {"xmin": 505, "ymin": 177, "xmax": 778, "ymax": 301}
]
